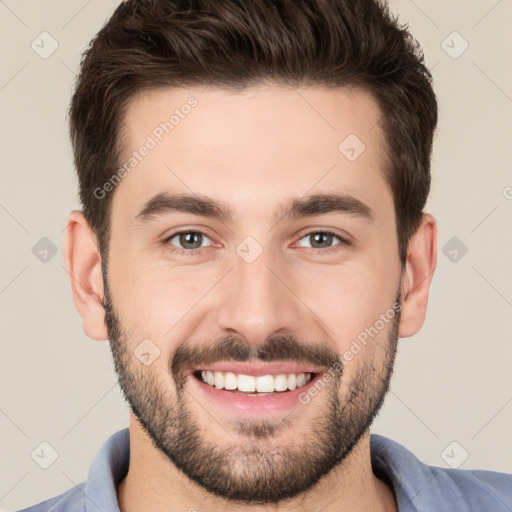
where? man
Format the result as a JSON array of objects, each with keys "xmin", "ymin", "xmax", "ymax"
[{"xmin": 18, "ymin": 0, "xmax": 512, "ymax": 511}]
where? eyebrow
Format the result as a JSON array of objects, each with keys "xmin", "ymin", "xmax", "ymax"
[{"xmin": 135, "ymin": 192, "xmax": 375, "ymax": 225}]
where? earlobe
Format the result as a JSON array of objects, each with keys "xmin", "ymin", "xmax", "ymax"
[
  {"xmin": 64, "ymin": 210, "xmax": 109, "ymax": 341},
  {"xmin": 398, "ymin": 213, "xmax": 438, "ymax": 339}
]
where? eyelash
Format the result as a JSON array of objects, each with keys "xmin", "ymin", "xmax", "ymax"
[{"xmin": 162, "ymin": 229, "xmax": 350, "ymax": 257}]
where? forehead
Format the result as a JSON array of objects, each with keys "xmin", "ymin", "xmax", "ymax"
[{"xmin": 112, "ymin": 84, "xmax": 392, "ymax": 226}]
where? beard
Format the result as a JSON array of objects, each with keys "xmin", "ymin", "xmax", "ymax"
[{"xmin": 102, "ymin": 270, "xmax": 401, "ymax": 506}]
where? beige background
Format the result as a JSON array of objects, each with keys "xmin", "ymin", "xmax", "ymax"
[{"xmin": 1, "ymin": 0, "xmax": 511, "ymax": 509}]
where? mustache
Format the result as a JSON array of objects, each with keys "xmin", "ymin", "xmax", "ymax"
[{"xmin": 171, "ymin": 334, "xmax": 342, "ymax": 384}]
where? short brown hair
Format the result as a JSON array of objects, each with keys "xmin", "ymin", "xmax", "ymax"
[{"xmin": 69, "ymin": 0, "xmax": 437, "ymax": 267}]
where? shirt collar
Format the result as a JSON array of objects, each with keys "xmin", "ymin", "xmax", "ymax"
[
  {"xmin": 82, "ymin": 428, "xmax": 422, "ymax": 511},
  {"xmin": 84, "ymin": 428, "xmax": 130, "ymax": 512}
]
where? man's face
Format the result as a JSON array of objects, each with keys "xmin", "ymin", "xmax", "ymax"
[{"xmin": 103, "ymin": 85, "xmax": 404, "ymax": 503}]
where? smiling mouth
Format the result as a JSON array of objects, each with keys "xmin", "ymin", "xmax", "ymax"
[{"xmin": 192, "ymin": 370, "xmax": 316, "ymax": 395}]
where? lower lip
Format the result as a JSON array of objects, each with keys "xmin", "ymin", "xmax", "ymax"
[{"xmin": 188, "ymin": 372, "xmax": 322, "ymax": 415}]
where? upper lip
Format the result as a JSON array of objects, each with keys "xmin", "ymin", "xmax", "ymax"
[{"xmin": 190, "ymin": 361, "xmax": 323, "ymax": 377}]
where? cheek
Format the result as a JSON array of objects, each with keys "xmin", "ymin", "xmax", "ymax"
[
  {"xmin": 111, "ymin": 259, "xmax": 214, "ymax": 337},
  {"xmin": 292, "ymin": 259, "xmax": 398, "ymax": 348}
]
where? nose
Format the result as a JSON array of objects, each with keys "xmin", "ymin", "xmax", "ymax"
[{"xmin": 215, "ymin": 246, "xmax": 303, "ymax": 346}]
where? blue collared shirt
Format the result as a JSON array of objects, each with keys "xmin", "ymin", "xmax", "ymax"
[{"xmin": 16, "ymin": 428, "xmax": 512, "ymax": 511}]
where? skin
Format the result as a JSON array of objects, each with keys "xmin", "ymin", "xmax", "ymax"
[{"xmin": 65, "ymin": 84, "xmax": 437, "ymax": 512}]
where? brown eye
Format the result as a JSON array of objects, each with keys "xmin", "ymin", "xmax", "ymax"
[
  {"xmin": 296, "ymin": 231, "xmax": 349, "ymax": 251},
  {"xmin": 165, "ymin": 230, "xmax": 213, "ymax": 253},
  {"xmin": 178, "ymin": 232, "xmax": 204, "ymax": 249},
  {"xmin": 309, "ymin": 232, "xmax": 334, "ymax": 249}
]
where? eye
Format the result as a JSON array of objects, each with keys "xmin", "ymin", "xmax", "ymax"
[
  {"xmin": 164, "ymin": 229, "xmax": 213, "ymax": 254},
  {"xmin": 162, "ymin": 229, "xmax": 349, "ymax": 257},
  {"xmin": 296, "ymin": 230, "xmax": 349, "ymax": 252}
]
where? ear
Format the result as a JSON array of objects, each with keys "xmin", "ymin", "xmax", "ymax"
[
  {"xmin": 64, "ymin": 210, "xmax": 109, "ymax": 341},
  {"xmin": 398, "ymin": 212, "xmax": 437, "ymax": 338}
]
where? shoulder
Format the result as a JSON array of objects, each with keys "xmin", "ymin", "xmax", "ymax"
[
  {"xmin": 15, "ymin": 428, "xmax": 129, "ymax": 512},
  {"xmin": 428, "ymin": 465, "xmax": 512, "ymax": 506},
  {"xmin": 370, "ymin": 434, "xmax": 512, "ymax": 511},
  {"xmin": 15, "ymin": 482, "xmax": 86, "ymax": 512}
]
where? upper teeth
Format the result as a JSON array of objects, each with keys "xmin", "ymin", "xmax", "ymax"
[{"xmin": 200, "ymin": 371, "xmax": 312, "ymax": 392}]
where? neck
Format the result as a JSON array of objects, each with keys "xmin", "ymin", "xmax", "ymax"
[{"xmin": 117, "ymin": 416, "xmax": 397, "ymax": 512}]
